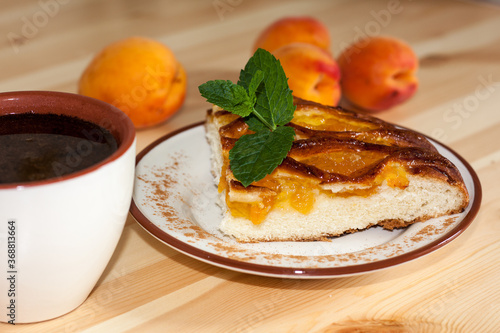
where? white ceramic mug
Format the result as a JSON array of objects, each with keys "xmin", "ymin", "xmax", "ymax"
[{"xmin": 0, "ymin": 91, "xmax": 136, "ymax": 323}]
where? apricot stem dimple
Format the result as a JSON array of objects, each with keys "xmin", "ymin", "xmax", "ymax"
[
  {"xmin": 392, "ymin": 70, "xmax": 410, "ymax": 81},
  {"xmin": 312, "ymin": 73, "xmax": 324, "ymax": 93}
]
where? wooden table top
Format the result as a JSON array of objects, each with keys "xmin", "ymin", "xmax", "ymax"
[{"xmin": 1, "ymin": 0, "xmax": 499, "ymax": 332}]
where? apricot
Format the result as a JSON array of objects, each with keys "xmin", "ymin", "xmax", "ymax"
[
  {"xmin": 78, "ymin": 36, "xmax": 186, "ymax": 128},
  {"xmin": 337, "ymin": 36, "xmax": 418, "ymax": 112},
  {"xmin": 272, "ymin": 43, "xmax": 341, "ymax": 106},
  {"xmin": 253, "ymin": 16, "xmax": 330, "ymax": 53}
]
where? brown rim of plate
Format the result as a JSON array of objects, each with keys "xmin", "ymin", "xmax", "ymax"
[
  {"xmin": 0, "ymin": 91, "xmax": 136, "ymax": 190},
  {"xmin": 129, "ymin": 121, "xmax": 482, "ymax": 278}
]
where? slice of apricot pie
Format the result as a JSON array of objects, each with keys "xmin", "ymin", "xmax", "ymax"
[{"xmin": 206, "ymin": 97, "xmax": 469, "ymax": 242}]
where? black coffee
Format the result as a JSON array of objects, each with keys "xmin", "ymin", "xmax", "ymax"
[{"xmin": 0, "ymin": 113, "xmax": 118, "ymax": 184}]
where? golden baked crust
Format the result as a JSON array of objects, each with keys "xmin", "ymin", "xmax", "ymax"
[{"xmin": 208, "ymin": 97, "xmax": 469, "ymax": 229}]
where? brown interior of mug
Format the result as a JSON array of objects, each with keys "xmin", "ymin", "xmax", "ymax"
[{"xmin": 0, "ymin": 91, "xmax": 136, "ymax": 188}]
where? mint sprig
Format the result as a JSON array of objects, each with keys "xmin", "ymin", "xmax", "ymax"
[{"xmin": 199, "ymin": 48, "xmax": 296, "ymax": 187}]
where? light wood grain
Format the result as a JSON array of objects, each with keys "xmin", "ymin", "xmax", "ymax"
[{"xmin": 1, "ymin": 0, "xmax": 499, "ymax": 332}]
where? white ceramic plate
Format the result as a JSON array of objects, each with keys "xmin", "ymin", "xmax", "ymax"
[{"xmin": 130, "ymin": 122, "xmax": 481, "ymax": 278}]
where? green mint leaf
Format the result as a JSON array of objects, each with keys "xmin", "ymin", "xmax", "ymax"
[
  {"xmin": 238, "ymin": 48, "xmax": 296, "ymax": 128},
  {"xmin": 198, "ymin": 80, "xmax": 253, "ymax": 117},
  {"xmin": 244, "ymin": 115, "xmax": 269, "ymax": 132},
  {"xmin": 248, "ymin": 69, "xmax": 264, "ymax": 105},
  {"xmin": 198, "ymin": 49, "xmax": 297, "ymax": 187},
  {"xmin": 229, "ymin": 126, "xmax": 295, "ymax": 187}
]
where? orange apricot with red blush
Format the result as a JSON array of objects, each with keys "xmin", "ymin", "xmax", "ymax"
[{"xmin": 338, "ymin": 36, "xmax": 418, "ymax": 112}]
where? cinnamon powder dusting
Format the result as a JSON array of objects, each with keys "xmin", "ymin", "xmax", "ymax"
[
  {"xmin": 137, "ymin": 152, "xmax": 213, "ymax": 241},
  {"xmin": 410, "ymin": 216, "xmax": 458, "ymax": 243}
]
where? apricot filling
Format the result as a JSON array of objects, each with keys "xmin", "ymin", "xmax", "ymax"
[
  {"xmin": 291, "ymin": 109, "xmax": 377, "ymax": 132},
  {"xmin": 220, "ymin": 160, "xmax": 409, "ymax": 225},
  {"xmin": 223, "ymin": 176, "xmax": 318, "ymax": 225},
  {"xmin": 374, "ymin": 163, "xmax": 409, "ymax": 189},
  {"xmin": 226, "ymin": 195, "xmax": 276, "ymax": 225},
  {"xmin": 298, "ymin": 150, "xmax": 386, "ymax": 176}
]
